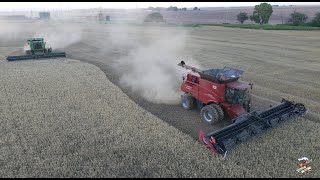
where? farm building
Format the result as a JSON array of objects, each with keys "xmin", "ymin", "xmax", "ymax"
[{"xmin": 39, "ymin": 12, "xmax": 50, "ymax": 20}]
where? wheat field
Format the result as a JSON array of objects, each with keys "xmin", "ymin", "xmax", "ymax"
[{"xmin": 0, "ymin": 21, "xmax": 320, "ymax": 177}]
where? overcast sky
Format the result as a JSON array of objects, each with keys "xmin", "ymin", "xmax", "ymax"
[{"xmin": 0, "ymin": 2, "xmax": 320, "ymax": 11}]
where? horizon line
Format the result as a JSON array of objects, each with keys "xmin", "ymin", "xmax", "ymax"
[{"xmin": 0, "ymin": 4, "xmax": 320, "ymax": 12}]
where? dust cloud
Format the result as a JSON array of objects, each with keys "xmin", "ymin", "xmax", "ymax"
[
  {"xmin": 109, "ymin": 25, "xmax": 201, "ymax": 105},
  {"xmin": 0, "ymin": 20, "xmax": 83, "ymax": 51},
  {"xmin": 0, "ymin": 17, "xmax": 201, "ymax": 105},
  {"xmin": 0, "ymin": 21, "xmax": 29, "ymax": 41},
  {"xmin": 33, "ymin": 23, "xmax": 83, "ymax": 50}
]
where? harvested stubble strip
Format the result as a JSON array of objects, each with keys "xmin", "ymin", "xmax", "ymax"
[{"xmin": 0, "ymin": 58, "xmax": 318, "ymax": 178}]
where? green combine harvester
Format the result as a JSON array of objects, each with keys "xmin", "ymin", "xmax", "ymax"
[{"xmin": 6, "ymin": 38, "xmax": 66, "ymax": 61}]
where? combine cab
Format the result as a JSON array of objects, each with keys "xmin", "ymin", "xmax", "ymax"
[
  {"xmin": 178, "ymin": 61, "xmax": 307, "ymax": 154},
  {"xmin": 6, "ymin": 38, "xmax": 66, "ymax": 61}
]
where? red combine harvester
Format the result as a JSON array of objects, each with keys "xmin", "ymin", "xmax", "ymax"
[
  {"xmin": 178, "ymin": 61, "xmax": 307, "ymax": 155},
  {"xmin": 178, "ymin": 61, "xmax": 252, "ymax": 124}
]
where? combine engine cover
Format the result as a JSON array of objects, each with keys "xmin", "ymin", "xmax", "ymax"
[
  {"xmin": 202, "ymin": 66, "xmax": 244, "ymax": 83},
  {"xmin": 199, "ymin": 99, "xmax": 307, "ymax": 154}
]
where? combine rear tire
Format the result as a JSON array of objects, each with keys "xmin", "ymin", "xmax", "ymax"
[
  {"xmin": 181, "ymin": 94, "xmax": 194, "ymax": 110},
  {"xmin": 212, "ymin": 104, "xmax": 224, "ymax": 122},
  {"xmin": 201, "ymin": 104, "xmax": 219, "ymax": 125}
]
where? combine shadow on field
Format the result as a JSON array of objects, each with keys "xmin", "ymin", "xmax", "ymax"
[{"xmin": 66, "ymin": 43, "xmax": 263, "ymax": 140}]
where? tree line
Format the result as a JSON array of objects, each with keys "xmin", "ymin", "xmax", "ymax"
[
  {"xmin": 237, "ymin": 3, "xmax": 320, "ymax": 27},
  {"xmin": 144, "ymin": 3, "xmax": 320, "ymax": 27}
]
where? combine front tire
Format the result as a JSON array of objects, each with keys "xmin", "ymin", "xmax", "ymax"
[
  {"xmin": 201, "ymin": 104, "xmax": 219, "ymax": 125},
  {"xmin": 212, "ymin": 104, "xmax": 224, "ymax": 122},
  {"xmin": 181, "ymin": 94, "xmax": 194, "ymax": 110}
]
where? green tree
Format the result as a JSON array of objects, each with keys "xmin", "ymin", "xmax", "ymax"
[
  {"xmin": 144, "ymin": 12, "xmax": 165, "ymax": 23},
  {"xmin": 167, "ymin": 6, "xmax": 178, "ymax": 11},
  {"xmin": 250, "ymin": 3, "xmax": 273, "ymax": 24},
  {"xmin": 288, "ymin": 11, "xmax": 308, "ymax": 26},
  {"xmin": 309, "ymin": 12, "xmax": 320, "ymax": 26},
  {"xmin": 193, "ymin": 7, "xmax": 198, "ymax": 11},
  {"xmin": 237, "ymin": 12, "xmax": 249, "ymax": 24}
]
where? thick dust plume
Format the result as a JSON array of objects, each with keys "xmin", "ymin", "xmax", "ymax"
[
  {"xmin": 0, "ymin": 20, "xmax": 83, "ymax": 52},
  {"xmin": 0, "ymin": 20, "xmax": 40, "ymax": 55},
  {"xmin": 33, "ymin": 23, "xmax": 83, "ymax": 50},
  {"xmin": 0, "ymin": 21, "xmax": 32, "ymax": 41},
  {"xmin": 110, "ymin": 26, "xmax": 201, "ymax": 105}
]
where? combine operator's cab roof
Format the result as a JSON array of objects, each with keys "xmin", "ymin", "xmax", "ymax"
[
  {"xmin": 27, "ymin": 38, "xmax": 44, "ymax": 41},
  {"xmin": 201, "ymin": 66, "xmax": 244, "ymax": 83}
]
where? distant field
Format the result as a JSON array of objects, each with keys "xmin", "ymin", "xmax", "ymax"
[
  {"xmin": 186, "ymin": 23, "xmax": 320, "ymax": 30},
  {"xmin": 1, "ymin": 5, "xmax": 320, "ymax": 24}
]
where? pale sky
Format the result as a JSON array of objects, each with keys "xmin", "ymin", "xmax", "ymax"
[{"xmin": 0, "ymin": 2, "xmax": 320, "ymax": 11}]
